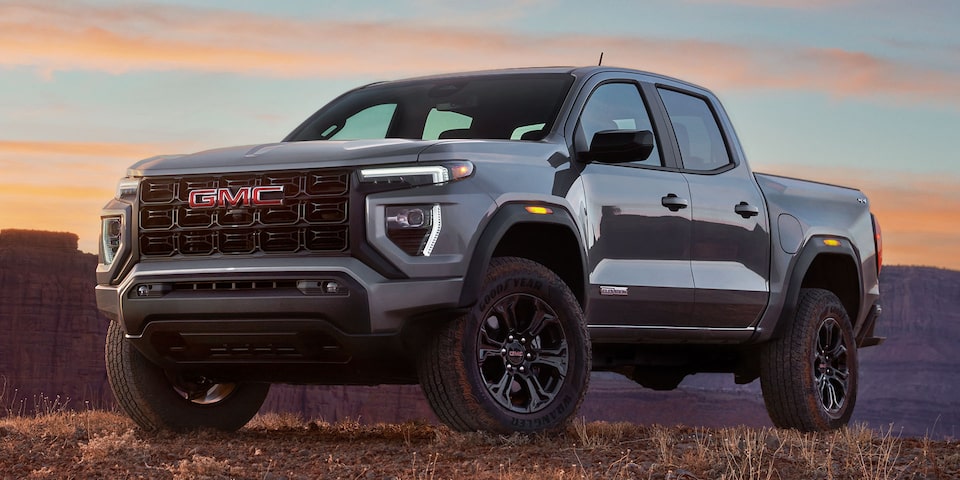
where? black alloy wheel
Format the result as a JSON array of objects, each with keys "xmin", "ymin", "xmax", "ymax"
[{"xmin": 477, "ymin": 293, "xmax": 569, "ymax": 414}]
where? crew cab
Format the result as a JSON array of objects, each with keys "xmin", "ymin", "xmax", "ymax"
[{"xmin": 96, "ymin": 66, "xmax": 883, "ymax": 433}]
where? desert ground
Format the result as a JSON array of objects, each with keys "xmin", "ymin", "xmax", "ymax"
[{"xmin": 1, "ymin": 410, "xmax": 957, "ymax": 479}]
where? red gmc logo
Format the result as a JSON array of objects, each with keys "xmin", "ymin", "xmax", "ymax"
[{"xmin": 188, "ymin": 186, "xmax": 285, "ymax": 208}]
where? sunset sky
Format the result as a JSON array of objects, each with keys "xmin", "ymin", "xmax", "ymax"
[{"xmin": 1, "ymin": 0, "xmax": 957, "ymax": 269}]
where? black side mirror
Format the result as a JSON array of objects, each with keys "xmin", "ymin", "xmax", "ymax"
[{"xmin": 585, "ymin": 130, "xmax": 655, "ymax": 163}]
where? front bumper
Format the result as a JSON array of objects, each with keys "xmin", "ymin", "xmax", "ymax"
[{"xmin": 96, "ymin": 256, "xmax": 464, "ymax": 381}]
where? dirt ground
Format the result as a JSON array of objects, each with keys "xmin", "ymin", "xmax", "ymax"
[{"xmin": 1, "ymin": 411, "xmax": 957, "ymax": 479}]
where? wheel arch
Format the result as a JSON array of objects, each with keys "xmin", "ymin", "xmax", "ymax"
[
  {"xmin": 772, "ymin": 236, "xmax": 864, "ymax": 340},
  {"xmin": 458, "ymin": 203, "xmax": 587, "ymax": 309}
]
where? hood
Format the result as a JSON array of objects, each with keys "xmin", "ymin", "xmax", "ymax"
[{"xmin": 127, "ymin": 139, "xmax": 438, "ymax": 176}]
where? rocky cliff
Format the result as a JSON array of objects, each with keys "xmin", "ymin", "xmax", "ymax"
[
  {"xmin": 1, "ymin": 229, "xmax": 956, "ymax": 437},
  {"xmin": 0, "ymin": 230, "xmax": 114, "ymax": 413}
]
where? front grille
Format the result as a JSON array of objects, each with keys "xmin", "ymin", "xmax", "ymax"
[
  {"xmin": 138, "ymin": 170, "xmax": 350, "ymax": 257},
  {"xmin": 172, "ymin": 280, "xmax": 299, "ymax": 291}
]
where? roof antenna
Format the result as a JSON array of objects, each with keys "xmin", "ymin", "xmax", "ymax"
[{"xmin": 598, "ymin": 52, "xmax": 604, "ymax": 66}]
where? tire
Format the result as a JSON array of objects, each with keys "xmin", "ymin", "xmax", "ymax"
[
  {"xmin": 760, "ymin": 288, "xmax": 858, "ymax": 431},
  {"xmin": 418, "ymin": 257, "xmax": 591, "ymax": 433},
  {"xmin": 105, "ymin": 321, "xmax": 269, "ymax": 432}
]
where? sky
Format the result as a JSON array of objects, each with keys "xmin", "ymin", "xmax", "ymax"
[{"xmin": 0, "ymin": 0, "xmax": 957, "ymax": 269}]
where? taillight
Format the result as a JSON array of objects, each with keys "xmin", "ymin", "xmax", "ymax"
[{"xmin": 872, "ymin": 214, "xmax": 882, "ymax": 274}]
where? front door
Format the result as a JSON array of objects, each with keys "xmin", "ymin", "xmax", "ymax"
[{"xmin": 571, "ymin": 81, "xmax": 696, "ymax": 337}]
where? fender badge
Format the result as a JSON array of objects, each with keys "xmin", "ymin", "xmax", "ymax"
[{"xmin": 600, "ymin": 286, "xmax": 629, "ymax": 296}]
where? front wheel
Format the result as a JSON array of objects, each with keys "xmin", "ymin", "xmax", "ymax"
[
  {"xmin": 105, "ymin": 321, "xmax": 269, "ymax": 432},
  {"xmin": 760, "ymin": 288, "xmax": 858, "ymax": 431},
  {"xmin": 418, "ymin": 257, "xmax": 591, "ymax": 433}
]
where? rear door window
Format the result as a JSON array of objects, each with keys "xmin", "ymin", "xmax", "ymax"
[{"xmin": 658, "ymin": 89, "xmax": 731, "ymax": 171}]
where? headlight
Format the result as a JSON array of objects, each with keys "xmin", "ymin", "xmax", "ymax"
[
  {"xmin": 359, "ymin": 161, "xmax": 473, "ymax": 187},
  {"xmin": 360, "ymin": 163, "xmax": 471, "ymax": 257},
  {"xmin": 101, "ymin": 217, "xmax": 123, "ymax": 265}
]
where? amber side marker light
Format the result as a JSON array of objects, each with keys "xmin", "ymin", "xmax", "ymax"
[
  {"xmin": 525, "ymin": 206, "xmax": 553, "ymax": 215},
  {"xmin": 450, "ymin": 163, "xmax": 474, "ymax": 180},
  {"xmin": 823, "ymin": 238, "xmax": 842, "ymax": 247}
]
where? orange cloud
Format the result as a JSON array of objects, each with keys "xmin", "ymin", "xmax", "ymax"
[
  {"xmin": 759, "ymin": 165, "xmax": 960, "ymax": 270},
  {"xmin": 0, "ymin": 2, "xmax": 956, "ymax": 106},
  {"xmin": 0, "ymin": 140, "xmax": 165, "ymax": 158},
  {"xmin": 0, "ymin": 182, "xmax": 112, "ymax": 253},
  {"xmin": 0, "ymin": 139, "xmax": 191, "ymax": 253},
  {"xmin": 0, "ymin": 140, "xmax": 191, "ymax": 189}
]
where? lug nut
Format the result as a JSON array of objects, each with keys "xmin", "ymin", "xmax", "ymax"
[
  {"xmin": 519, "ymin": 366, "xmax": 525, "ymax": 373},
  {"xmin": 526, "ymin": 353, "xmax": 533, "ymax": 359},
  {"xmin": 501, "ymin": 348, "xmax": 507, "ymax": 354},
  {"xmin": 508, "ymin": 335, "xmax": 514, "ymax": 342},
  {"xmin": 521, "ymin": 337, "xmax": 526, "ymax": 344},
  {"xmin": 505, "ymin": 364, "xmax": 513, "ymax": 370}
]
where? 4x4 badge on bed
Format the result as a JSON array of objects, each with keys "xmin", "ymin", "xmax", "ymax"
[{"xmin": 188, "ymin": 186, "xmax": 285, "ymax": 208}]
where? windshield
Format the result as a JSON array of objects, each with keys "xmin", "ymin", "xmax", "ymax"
[{"xmin": 285, "ymin": 73, "xmax": 574, "ymax": 142}]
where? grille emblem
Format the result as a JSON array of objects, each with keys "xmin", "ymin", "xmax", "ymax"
[{"xmin": 188, "ymin": 186, "xmax": 284, "ymax": 208}]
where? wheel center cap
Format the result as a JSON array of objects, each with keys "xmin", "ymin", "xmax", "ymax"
[{"xmin": 505, "ymin": 342, "xmax": 526, "ymax": 366}]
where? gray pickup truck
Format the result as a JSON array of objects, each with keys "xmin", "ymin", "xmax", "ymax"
[{"xmin": 96, "ymin": 66, "xmax": 883, "ymax": 434}]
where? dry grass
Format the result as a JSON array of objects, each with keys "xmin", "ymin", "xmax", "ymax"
[
  {"xmin": 1, "ymin": 410, "xmax": 956, "ymax": 479},
  {"xmin": 1, "ymin": 375, "xmax": 76, "ymax": 418}
]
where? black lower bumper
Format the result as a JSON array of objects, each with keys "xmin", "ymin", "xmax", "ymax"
[
  {"xmin": 129, "ymin": 318, "xmax": 420, "ymax": 384},
  {"xmin": 97, "ymin": 258, "xmax": 467, "ymax": 385}
]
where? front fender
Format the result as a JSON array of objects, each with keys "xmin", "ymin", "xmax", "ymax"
[{"xmin": 457, "ymin": 203, "xmax": 587, "ymax": 308}]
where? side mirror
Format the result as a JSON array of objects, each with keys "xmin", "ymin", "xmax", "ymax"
[{"xmin": 585, "ymin": 129, "xmax": 655, "ymax": 163}]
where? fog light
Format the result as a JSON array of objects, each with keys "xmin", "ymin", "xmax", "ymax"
[
  {"xmin": 322, "ymin": 281, "xmax": 347, "ymax": 295},
  {"xmin": 101, "ymin": 217, "xmax": 122, "ymax": 265},
  {"xmin": 387, "ymin": 208, "xmax": 425, "ymax": 228},
  {"xmin": 385, "ymin": 204, "xmax": 441, "ymax": 256},
  {"xmin": 132, "ymin": 283, "xmax": 170, "ymax": 298}
]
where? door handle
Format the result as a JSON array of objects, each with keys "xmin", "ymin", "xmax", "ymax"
[
  {"xmin": 734, "ymin": 201, "xmax": 760, "ymax": 218},
  {"xmin": 661, "ymin": 193, "xmax": 689, "ymax": 212}
]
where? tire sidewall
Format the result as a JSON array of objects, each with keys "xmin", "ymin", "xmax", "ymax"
[
  {"xmin": 458, "ymin": 258, "xmax": 590, "ymax": 432},
  {"xmin": 804, "ymin": 296, "xmax": 858, "ymax": 429},
  {"xmin": 106, "ymin": 321, "xmax": 268, "ymax": 431},
  {"xmin": 761, "ymin": 288, "xmax": 859, "ymax": 431}
]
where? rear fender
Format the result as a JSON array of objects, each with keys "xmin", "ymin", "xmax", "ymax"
[{"xmin": 760, "ymin": 235, "xmax": 863, "ymax": 342}]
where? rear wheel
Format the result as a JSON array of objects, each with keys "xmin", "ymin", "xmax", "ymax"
[
  {"xmin": 760, "ymin": 288, "xmax": 858, "ymax": 431},
  {"xmin": 418, "ymin": 257, "xmax": 590, "ymax": 433},
  {"xmin": 105, "ymin": 321, "xmax": 269, "ymax": 432}
]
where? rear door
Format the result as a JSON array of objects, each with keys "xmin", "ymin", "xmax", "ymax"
[{"xmin": 656, "ymin": 87, "xmax": 771, "ymax": 328}]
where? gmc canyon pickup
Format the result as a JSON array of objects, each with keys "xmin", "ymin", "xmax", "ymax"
[{"xmin": 96, "ymin": 66, "xmax": 883, "ymax": 433}]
